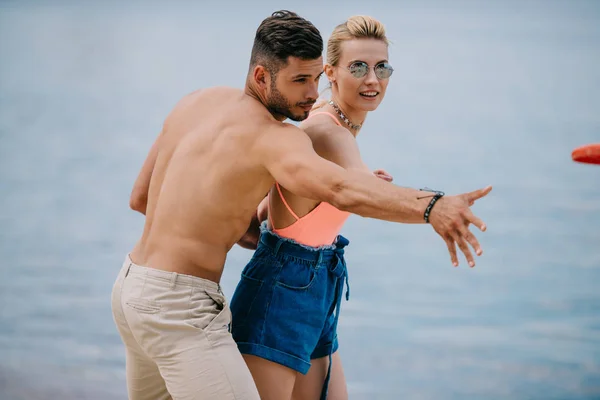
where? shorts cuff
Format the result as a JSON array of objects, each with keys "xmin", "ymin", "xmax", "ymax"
[
  {"xmin": 237, "ymin": 342, "xmax": 311, "ymax": 375},
  {"xmin": 311, "ymin": 338, "xmax": 338, "ymax": 360}
]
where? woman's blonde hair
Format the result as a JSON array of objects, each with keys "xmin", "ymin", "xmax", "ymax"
[
  {"xmin": 312, "ymin": 16, "xmax": 389, "ymax": 110},
  {"xmin": 327, "ymin": 15, "xmax": 389, "ymax": 67}
]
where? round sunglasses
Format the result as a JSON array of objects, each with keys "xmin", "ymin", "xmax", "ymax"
[{"xmin": 346, "ymin": 61, "xmax": 394, "ymax": 80}]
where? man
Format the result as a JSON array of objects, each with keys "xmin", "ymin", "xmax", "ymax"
[{"xmin": 112, "ymin": 10, "xmax": 492, "ymax": 400}]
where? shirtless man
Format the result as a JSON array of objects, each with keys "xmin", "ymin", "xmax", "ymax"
[{"xmin": 111, "ymin": 10, "xmax": 492, "ymax": 400}]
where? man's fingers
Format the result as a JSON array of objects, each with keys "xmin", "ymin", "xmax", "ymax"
[
  {"xmin": 375, "ymin": 173, "xmax": 393, "ymax": 182},
  {"xmin": 465, "ymin": 185, "xmax": 492, "ymax": 203},
  {"xmin": 465, "ymin": 209, "xmax": 487, "ymax": 232},
  {"xmin": 444, "ymin": 236, "xmax": 459, "ymax": 267},
  {"xmin": 461, "ymin": 226, "xmax": 482, "ymax": 256},
  {"xmin": 373, "ymin": 169, "xmax": 393, "ymax": 182},
  {"xmin": 453, "ymin": 232, "xmax": 475, "ymax": 267}
]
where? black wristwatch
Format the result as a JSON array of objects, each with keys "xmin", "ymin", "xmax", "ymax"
[{"xmin": 419, "ymin": 188, "xmax": 445, "ymax": 223}]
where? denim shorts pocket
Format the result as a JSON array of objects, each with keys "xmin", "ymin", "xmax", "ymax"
[
  {"xmin": 241, "ymin": 247, "xmax": 272, "ymax": 283},
  {"xmin": 275, "ymin": 260, "xmax": 317, "ymax": 291},
  {"xmin": 230, "ymin": 275, "xmax": 264, "ymax": 329},
  {"xmin": 125, "ymin": 298, "xmax": 161, "ymax": 314}
]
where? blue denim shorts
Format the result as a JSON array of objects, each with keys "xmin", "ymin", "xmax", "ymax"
[{"xmin": 230, "ymin": 228, "xmax": 350, "ymax": 375}]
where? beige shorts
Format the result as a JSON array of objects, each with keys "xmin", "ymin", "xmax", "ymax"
[{"xmin": 111, "ymin": 255, "xmax": 260, "ymax": 400}]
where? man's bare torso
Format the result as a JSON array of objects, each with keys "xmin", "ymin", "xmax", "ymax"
[{"xmin": 130, "ymin": 87, "xmax": 280, "ymax": 282}]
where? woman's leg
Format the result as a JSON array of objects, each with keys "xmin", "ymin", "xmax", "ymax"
[
  {"xmin": 243, "ymin": 354, "xmax": 298, "ymax": 400},
  {"xmin": 291, "ymin": 352, "xmax": 348, "ymax": 400}
]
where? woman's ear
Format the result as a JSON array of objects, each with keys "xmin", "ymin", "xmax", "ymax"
[{"xmin": 324, "ymin": 64, "xmax": 336, "ymax": 84}]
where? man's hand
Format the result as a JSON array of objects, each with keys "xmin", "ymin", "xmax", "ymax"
[
  {"xmin": 428, "ymin": 186, "xmax": 492, "ymax": 268},
  {"xmin": 236, "ymin": 195, "xmax": 269, "ymax": 250},
  {"xmin": 373, "ymin": 169, "xmax": 393, "ymax": 182},
  {"xmin": 236, "ymin": 210, "xmax": 261, "ymax": 250}
]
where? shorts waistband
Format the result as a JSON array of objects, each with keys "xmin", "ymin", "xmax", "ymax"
[
  {"xmin": 259, "ymin": 229, "xmax": 350, "ymax": 265},
  {"xmin": 123, "ymin": 254, "xmax": 221, "ymax": 292}
]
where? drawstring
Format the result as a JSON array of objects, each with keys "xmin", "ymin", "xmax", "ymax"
[{"xmin": 320, "ymin": 236, "xmax": 350, "ymax": 400}]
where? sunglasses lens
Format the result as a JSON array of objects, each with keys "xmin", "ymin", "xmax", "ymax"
[
  {"xmin": 375, "ymin": 63, "xmax": 394, "ymax": 79},
  {"xmin": 349, "ymin": 62, "xmax": 368, "ymax": 78}
]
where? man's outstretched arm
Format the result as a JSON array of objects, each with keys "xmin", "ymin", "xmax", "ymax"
[{"xmin": 257, "ymin": 124, "xmax": 492, "ymax": 267}]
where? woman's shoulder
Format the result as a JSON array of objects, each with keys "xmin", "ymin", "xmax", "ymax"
[
  {"xmin": 299, "ymin": 114, "xmax": 357, "ymax": 166},
  {"xmin": 301, "ymin": 110, "xmax": 349, "ymax": 141}
]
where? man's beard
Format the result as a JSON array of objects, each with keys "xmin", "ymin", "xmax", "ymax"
[{"xmin": 266, "ymin": 83, "xmax": 314, "ymax": 122}]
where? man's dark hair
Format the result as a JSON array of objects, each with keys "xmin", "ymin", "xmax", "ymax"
[{"xmin": 249, "ymin": 10, "xmax": 323, "ymax": 75}]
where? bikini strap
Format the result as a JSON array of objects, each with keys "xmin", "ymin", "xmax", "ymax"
[
  {"xmin": 306, "ymin": 111, "xmax": 343, "ymax": 127},
  {"xmin": 270, "ymin": 111, "xmax": 340, "ymax": 225},
  {"xmin": 275, "ymin": 183, "xmax": 300, "ymax": 221},
  {"xmin": 267, "ymin": 191, "xmax": 276, "ymax": 228}
]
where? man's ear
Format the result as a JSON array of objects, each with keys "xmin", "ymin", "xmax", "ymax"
[{"xmin": 253, "ymin": 65, "xmax": 269, "ymax": 89}]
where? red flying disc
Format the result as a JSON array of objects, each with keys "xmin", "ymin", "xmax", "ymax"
[{"xmin": 572, "ymin": 143, "xmax": 600, "ymax": 165}]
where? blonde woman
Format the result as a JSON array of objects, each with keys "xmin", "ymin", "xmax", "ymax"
[{"xmin": 230, "ymin": 15, "xmax": 481, "ymax": 400}]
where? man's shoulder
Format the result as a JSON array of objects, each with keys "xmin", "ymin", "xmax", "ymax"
[
  {"xmin": 262, "ymin": 120, "xmax": 305, "ymax": 136},
  {"xmin": 167, "ymin": 86, "xmax": 245, "ymax": 121},
  {"xmin": 254, "ymin": 121, "xmax": 314, "ymax": 153},
  {"xmin": 184, "ymin": 86, "xmax": 243, "ymax": 101}
]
